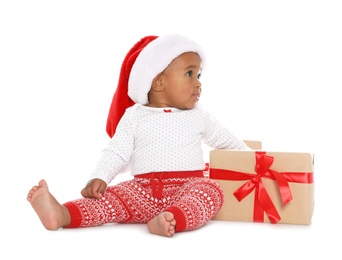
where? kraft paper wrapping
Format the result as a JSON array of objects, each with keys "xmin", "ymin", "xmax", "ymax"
[{"xmin": 209, "ymin": 150, "xmax": 314, "ymax": 225}]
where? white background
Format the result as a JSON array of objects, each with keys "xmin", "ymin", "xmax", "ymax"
[{"xmin": 1, "ymin": 0, "xmax": 341, "ymax": 259}]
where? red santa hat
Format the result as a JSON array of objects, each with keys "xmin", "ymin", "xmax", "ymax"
[{"xmin": 106, "ymin": 34, "xmax": 205, "ymax": 138}]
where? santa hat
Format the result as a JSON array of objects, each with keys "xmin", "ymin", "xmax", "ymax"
[{"xmin": 106, "ymin": 34, "xmax": 205, "ymax": 138}]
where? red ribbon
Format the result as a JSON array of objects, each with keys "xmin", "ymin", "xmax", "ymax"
[{"xmin": 209, "ymin": 151, "xmax": 313, "ymax": 224}]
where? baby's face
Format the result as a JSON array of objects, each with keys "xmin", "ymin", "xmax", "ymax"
[{"xmin": 158, "ymin": 52, "xmax": 202, "ymax": 110}]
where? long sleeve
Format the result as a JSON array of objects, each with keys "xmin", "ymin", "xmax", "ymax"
[
  {"xmin": 88, "ymin": 107, "xmax": 135, "ymax": 184},
  {"xmin": 202, "ymin": 108, "xmax": 249, "ymax": 150}
]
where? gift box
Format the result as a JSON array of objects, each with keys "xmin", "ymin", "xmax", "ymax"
[
  {"xmin": 209, "ymin": 149, "xmax": 314, "ymax": 224},
  {"xmin": 243, "ymin": 140, "xmax": 262, "ymax": 150}
]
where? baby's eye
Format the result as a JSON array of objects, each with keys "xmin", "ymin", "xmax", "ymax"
[
  {"xmin": 197, "ymin": 73, "xmax": 201, "ymax": 80},
  {"xmin": 186, "ymin": 71, "xmax": 193, "ymax": 77}
]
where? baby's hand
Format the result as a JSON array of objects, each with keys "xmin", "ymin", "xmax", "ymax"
[{"xmin": 81, "ymin": 178, "xmax": 107, "ymax": 199}]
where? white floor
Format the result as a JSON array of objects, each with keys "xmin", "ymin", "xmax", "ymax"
[
  {"xmin": 1, "ymin": 1, "xmax": 341, "ymax": 259},
  {"xmin": 4, "ymin": 153, "xmax": 341, "ymax": 259}
]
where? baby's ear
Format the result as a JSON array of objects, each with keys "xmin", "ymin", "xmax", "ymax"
[{"xmin": 152, "ymin": 73, "xmax": 164, "ymax": 91}]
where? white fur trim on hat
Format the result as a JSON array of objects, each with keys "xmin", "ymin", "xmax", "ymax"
[{"xmin": 128, "ymin": 34, "xmax": 205, "ymax": 105}]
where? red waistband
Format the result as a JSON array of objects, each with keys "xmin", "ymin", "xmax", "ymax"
[
  {"xmin": 135, "ymin": 170, "xmax": 204, "ymax": 179},
  {"xmin": 135, "ymin": 170, "xmax": 204, "ymax": 199}
]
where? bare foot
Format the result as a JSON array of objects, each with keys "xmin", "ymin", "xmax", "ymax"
[
  {"xmin": 147, "ymin": 211, "xmax": 176, "ymax": 237},
  {"xmin": 27, "ymin": 179, "xmax": 71, "ymax": 230}
]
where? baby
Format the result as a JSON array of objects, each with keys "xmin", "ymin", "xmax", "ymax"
[{"xmin": 27, "ymin": 34, "xmax": 249, "ymax": 237}]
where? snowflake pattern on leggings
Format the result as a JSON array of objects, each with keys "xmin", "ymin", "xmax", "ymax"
[{"xmin": 64, "ymin": 175, "xmax": 224, "ymax": 231}]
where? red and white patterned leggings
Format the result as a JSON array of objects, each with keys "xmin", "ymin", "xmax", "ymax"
[{"xmin": 63, "ymin": 171, "xmax": 224, "ymax": 232}]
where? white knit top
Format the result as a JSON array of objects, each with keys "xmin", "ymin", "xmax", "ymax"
[{"xmin": 89, "ymin": 104, "xmax": 249, "ymax": 184}]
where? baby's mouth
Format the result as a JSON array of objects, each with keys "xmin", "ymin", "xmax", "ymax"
[{"xmin": 192, "ymin": 93, "xmax": 200, "ymax": 101}]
